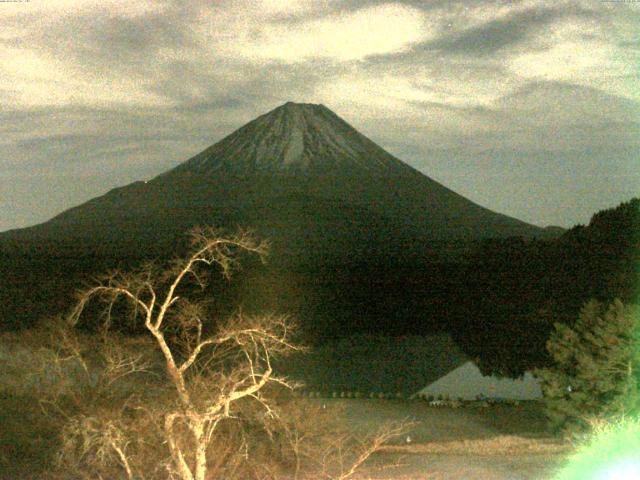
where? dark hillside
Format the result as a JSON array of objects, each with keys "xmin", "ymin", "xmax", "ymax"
[{"xmin": 452, "ymin": 198, "xmax": 639, "ymax": 376}]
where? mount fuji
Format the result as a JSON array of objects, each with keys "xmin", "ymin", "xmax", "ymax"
[
  {"xmin": 3, "ymin": 102, "xmax": 546, "ymax": 261},
  {"xmin": 1, "ymin": 102, "xmax": 557, "ymax": 333}
]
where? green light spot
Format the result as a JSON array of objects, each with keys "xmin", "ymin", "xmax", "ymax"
[
  {"xmin": 555, "ymin": 418, "xmax": 640, "ymax": 480},
  {"xmin": 593, "ymin": 459, "xmax": 640, "ymax": 480}
]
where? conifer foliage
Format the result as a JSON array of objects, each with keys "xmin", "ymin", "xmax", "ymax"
[{"xmin": 537, "ymin": 299, "xmax": 640, "ymax": 433}]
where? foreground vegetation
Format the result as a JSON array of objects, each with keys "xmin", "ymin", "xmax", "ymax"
[
  {"xmin": 1, "ymin": 360, "xmax": 568, "ymax": 480},
  {"xmin": 1, "ymin": 197, "xmax": 637, "ymax": 478},
  {"xmin": 554, "ymin": 417, "xmax": 640, "ymax": 480},
  {"xmin": 537, "ymin": 299, "xmax": 640, "ymax": 434},
  {"xmin": 1, "ymin": 228, "xmax": 407, "ymax": 479}
]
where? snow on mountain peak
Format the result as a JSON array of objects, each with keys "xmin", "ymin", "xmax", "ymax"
[{"xmin": 170, "ymin": 102, "xmax": 411, "ymax": 176}]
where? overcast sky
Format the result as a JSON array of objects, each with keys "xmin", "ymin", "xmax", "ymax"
[{"xmin": 1, "ymin": 0, "xmax": 638, "ymax": 232}]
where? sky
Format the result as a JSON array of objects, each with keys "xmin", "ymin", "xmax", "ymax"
[{"xmin": 0, "ymin": 0, "xmax": 638, "ymax": 232}]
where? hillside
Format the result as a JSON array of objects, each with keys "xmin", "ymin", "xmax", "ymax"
[{"xmin": 452, "ymin": 197, "xmax": 640, "ymax": 375}]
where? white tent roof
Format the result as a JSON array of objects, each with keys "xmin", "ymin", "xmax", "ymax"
[{"xmin": 416, "ymin": 360, "xmax": 542, "ymax": 400}]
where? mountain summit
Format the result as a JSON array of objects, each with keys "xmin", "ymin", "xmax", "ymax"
[{"xmin": 166, "ymin": 102, "xmax": 411, "ymax": 176}]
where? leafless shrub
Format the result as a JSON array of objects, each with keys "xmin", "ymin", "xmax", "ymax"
[
  {"xmin": 57, "ymin": 414, "xmax": 134, "ymax": 479},
  {"xmin": 33, "ymin": 227, "xmax": 406, "ymax": 480},
  {"xmin": 264, "ymin": 397, "xmax": 411, "ymax": 480}
]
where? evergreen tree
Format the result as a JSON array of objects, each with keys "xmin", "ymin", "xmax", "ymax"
[{"xmin": 536, "ymin": 299, "xmax": 640, "ymax": 434}]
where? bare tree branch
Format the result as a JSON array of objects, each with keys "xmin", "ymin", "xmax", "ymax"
[
  {"xmin": 61, "ymin": 228, "xmax": 286, "ymax": 480},
  {"xmin": 49, "ymin": 226, "xmax": 400, "ymax": 480}
]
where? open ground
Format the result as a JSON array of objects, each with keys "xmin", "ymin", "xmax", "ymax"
[{"xmin": 319, "ymin": 399, "xmax": 570, "ymax": 480}]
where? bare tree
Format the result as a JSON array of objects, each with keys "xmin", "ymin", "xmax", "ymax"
[
  {"xmin": 37, "ymin": 227, "xmax": 410, "ymax": 480},
  {"xmin": 66, "ymin": 227, "xmax": 300, "ymax": 480}
]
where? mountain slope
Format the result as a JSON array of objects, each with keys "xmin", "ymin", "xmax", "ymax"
[
  {"xmin": 2, "ymin": 102, "xmax": 546, "ymax": 259},
  {"xmin": 165, "ymin": 101, "xmax": 413, "ymax": 175}
]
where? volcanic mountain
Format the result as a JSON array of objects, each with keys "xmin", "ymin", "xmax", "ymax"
[
  {"xmin": 2, "ymin": 102, "xmax": 559, "ymax": 335},
  {"xmin": 3, "ymin": 102, "xmax": 546, "ymax": 262}
]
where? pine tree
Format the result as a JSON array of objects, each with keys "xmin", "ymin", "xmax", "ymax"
[{"xmin": 536, "ymin": 299, "xmax": 640, "ymax": 434}]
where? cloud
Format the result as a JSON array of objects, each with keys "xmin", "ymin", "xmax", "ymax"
[
  {"xmin": 0, "ymin": 0, "xmax": 170, "ymax": 17},
  {"xmin": 425, "ymin": 6, "xmax": 564, "ymax": 55},
  {"xmin": 257, "ymin": 0, "xmax": 331, "ymax": 16},
  {"xmin": 508, "ymin": 35, "xmax": 638, "ymax": 101},
  {"xmin": 0, "ymin": 0, "xmax": 638, "ymax": 230},
  {"xmin": 0, "ymin": 48, "xmax": 170, "ymax": 108},
  {"xmin": 227, "ymin": 3, "xmax": 431, "ymax": 62},
  {"xmin": 0, "ymin": 8, "xmax": 181, "ymax": 108},
  {"xmin": 0, "ymin": 1, "xmax": 196, "ymax": 109},
  {"xmin": 315, "ymin": 72, "xmax": 504, "ymax": 116},
  {"xmin": 504, "ymin": 5, "xmax": 640, "ymax": 100}
]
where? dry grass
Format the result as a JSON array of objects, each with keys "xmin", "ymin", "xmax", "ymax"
[
  {"xmin": 354, "ymin": 435, "xmax": 571, "ymax": 480},
  {"xmin": 2, "ymin": 330, "xmax": 409, "ymax": 480},
  {"xmin": 379, "ymin": 434, "xmax": 570, "ymax": 456},
  {"xmin": 316, "ymin": 399, "xmax": 572, "ymax": 480}
]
